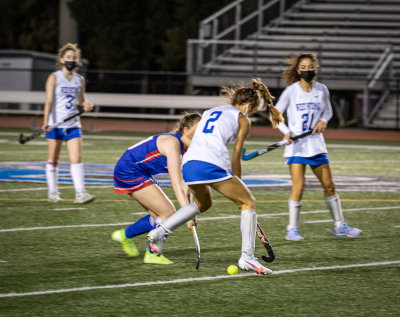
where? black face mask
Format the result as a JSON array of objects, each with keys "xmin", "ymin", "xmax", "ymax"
[
  {"xmin": 300, "ymin": 70, "xmax": 315, "ymax": 82},
  {"xmin": 64, "ymin": 61, "xmax": 77, "ymax": 71}
]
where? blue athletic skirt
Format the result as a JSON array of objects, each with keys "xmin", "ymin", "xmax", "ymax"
[
  {"xmin": 286, "ymin": 153, "xmax": 330, "ymax": 165},
  {"xmin": 45, "ymin": 127, "xmax": 82, "ymax": 140},
  {"xmin": 182, "ymin": 160, "xmax": 233, "ymax": 185}
]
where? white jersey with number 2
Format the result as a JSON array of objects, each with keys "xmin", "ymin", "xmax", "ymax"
[
  {"xmin": 48, "ymin": 70, "xmax": 82, "ymax": 128},
  {"xmin": 183, "ymin": 105, "xmax": 241, "ymax": 170},
  {"xmin": 275, "ymin": 81, "xmax": 333, "ymax": 158}
]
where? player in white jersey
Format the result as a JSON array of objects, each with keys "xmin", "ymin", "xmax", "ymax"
[
  {"xmin": 42, "ymin": 43, "xmax": 95, "ymax": 204},
  {"xmin": 148, "ymin": 78, "xmax": 284, "ymax": 274},
  {"xmin": 275, "ymin": 52, "xmax": 361, "ymax": 241}
]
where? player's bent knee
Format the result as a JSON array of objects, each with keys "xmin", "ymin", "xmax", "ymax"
[{"xmin": 197, "ymin": 200, "xmax": 212, "ymax": 213}]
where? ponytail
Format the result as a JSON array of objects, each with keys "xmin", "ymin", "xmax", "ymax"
[{"xmin": 252, "ymin": 78, "xmax": 284, "ymax": 128}]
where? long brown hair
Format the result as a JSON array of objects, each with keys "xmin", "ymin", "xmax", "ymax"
[
  {"xmin": 220, "ymin": 78, "xmax": 284, "ymax": 128},
  {"xmin": 56, "ymin": 43, "xmax": 82, "ymax": 70},
  {"xmin": 282, "ymin": 52, "xmax": 319, "ymax": 85},
  {"xmin": 173, "ymin": 111, "xmax": 202, "ymax": 133}
]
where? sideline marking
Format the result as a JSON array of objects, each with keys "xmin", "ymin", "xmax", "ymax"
[
  {"xmin": 0, "ymin": 260, "xmax": 399, "ymax": 298},
  {"xmin": 1, "ymin": 206, "xmax": 399, "ymax": 233}
]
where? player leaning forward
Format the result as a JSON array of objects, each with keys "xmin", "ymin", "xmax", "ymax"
[
  {"xmin": 148, "ymin": 78, "xmax": 284, "ymax": 274},
  {"xmin": 42, "ymin": 43, "xmax": 95, "ymax": 203},
  {"xmin": 275, "ymin": 52, "xmax": 361, "ymax": 241}
]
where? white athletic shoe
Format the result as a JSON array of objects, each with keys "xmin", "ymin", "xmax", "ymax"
[
  {"xmin": 48, "ymin": 192, "xmax": 61, "ymax": 203},
  {"xmin": 238, "ymin": 256, "xmax": 272, "ymax": 275},
  {"xmin": 333, "ymin": 222, "xmax": 362, "ymax": 238},
  {"xmin": 74, "ymin": 191, "xmax": 95, "ymax": 204},
  {"xmin": 285, "ymin": 228, "xmax": 304, "ymax": 241},
  {"xmin": 147, "ymin": 228, "xmax": 166, "ymax": 255}
]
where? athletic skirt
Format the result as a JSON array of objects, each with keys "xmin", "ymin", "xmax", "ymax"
[
  {"xmin": 45, "ymin": 127, "xmax": 81, "ymax": 140},
  {"xmin": 113, "ymin": 163, "xmax": 158, "ymax": 193},
  {"xmin": 286, "ymin": 153, "xmax": 330, "ymax": 165},
  {"xmin": 182, "ymin": 160, "xmax": 233, "ymax": 185}
]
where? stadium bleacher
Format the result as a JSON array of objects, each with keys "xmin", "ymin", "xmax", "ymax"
[{"xmin": 187, "ymin": 0, "xmax": 400, "ymax": 129}]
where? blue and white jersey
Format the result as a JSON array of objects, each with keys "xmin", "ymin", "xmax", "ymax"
[
  {"xmin": 182, "ymin": 105, "xmax": 241, "ymax": 170},
  {"xmin": 116, "ymin": 132, "xmax": 185, "ymax": 177},
  {"xmin": 275, "ymin": 81, "xmax": 333, "ymax": 158},
  {"xmin": 48, "ymin": 70, "xmax": 82, "ymax": 128}
]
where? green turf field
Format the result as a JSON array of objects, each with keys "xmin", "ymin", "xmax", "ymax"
[{"xmin": 0, "ymin": 128, "xmax": 399, "ymax": 316}]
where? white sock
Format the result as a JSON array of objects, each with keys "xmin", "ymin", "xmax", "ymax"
[
  {"xmin": 240, "ymin": 209, "xmax": 257, "ymax": 259},
  {"xmin": 46, "ymin": 160, "xmax": 58, "ymax": 194},
  {"xmin": 70, "ymin": 163, "xmax": 85, "ymax": 194},
  {"xmin": 154, "ymin": 217, "xmax": 162, "ymax": 226},
  {"xmin": 325, "ymin": 194, "xmax": 344, "ymax": 229},
  {"xmin": 287, "ymin": 199, "xmax": 301, "ymax": 231},
  {"xmin": 158, "ymin": 203, "xmax": 200, "ymax": 234}
]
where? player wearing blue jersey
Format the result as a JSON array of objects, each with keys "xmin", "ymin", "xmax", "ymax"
[
  {"xmin": 111, "ymin": 112, "xmax": 201, "ymax": 264},
  {"xmin": 148, "ymin": 78, "xmax": 284, "ymax": 274},
  {"xmin": 42, "ymin": 43, "xmax": 95, "ymax": 204},
  {"xmin": 275, "ymin": 52, "xmax": 362, "ymax": 241}
]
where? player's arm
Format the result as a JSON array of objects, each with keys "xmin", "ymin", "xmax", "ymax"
[
  {"xmin": 42, "ymin": 74, "xmax": 56, "ymax": 132},
  {"xmin": 232, "ymin": 113, "xmax": 250, "ymax": 178},
  {"xmin": 158, "ymin": 135, "xmax": 194, "ymax": 228},
  {"xmin": 313, "ymin": 85, "xmax": 332, "ymax": 134},
  {"xmin": 157, "ymin": 135, "xmax": 190, "ymax": 207},
  {"xmin": 181, "ymin": 123, "xmax": 198, "ymax": 147},
  {"xmin": 78, "ymin": 76, "xmax": 94, "ymax": 112}
]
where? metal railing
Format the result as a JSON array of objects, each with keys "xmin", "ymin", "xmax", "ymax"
[
  {"xmin": 192, "ymin": 0, "xmax": 299, "ymax": 73},
  {"xmin": 363, "ymin": 45, "xmax": 394, "ymax": 127}
]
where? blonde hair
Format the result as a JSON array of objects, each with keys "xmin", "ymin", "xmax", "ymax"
[
  {"xmin": 282, "ymin": 52, "xmax": 319, "ymax": 85},
  {"xmin": 220, "ymin": 78, "xmax": 284, "ymax": 128},
  {"xmin": 56, "ymin": 43, "xmax": 82, "ymax": 70},
  {"xmin": 173, "ymin": 111, "xmax": 202, "ymax": 133}
]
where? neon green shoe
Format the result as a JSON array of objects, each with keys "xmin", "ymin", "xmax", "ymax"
[
  {"xmin": 143, "ymin": 249, "xmax": 173, "ymax": 265},
  {"xmin": 111, "ymin": 229, "xmax": 139, "ymax": 257}
]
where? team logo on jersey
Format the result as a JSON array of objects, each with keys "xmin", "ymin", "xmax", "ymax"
[
  {"xmin": 296, "ymin": 102, "xmax": 320, "ymax": 111},
  {"xmin": 61, "ymin": 87, "xmax": 80, "ymax": 94}
]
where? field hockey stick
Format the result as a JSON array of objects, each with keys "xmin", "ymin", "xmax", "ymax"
[
  {"xmin": 256, "ymin": 223, "xmax": 275, "ymax": 263},
  {"xmin": 188, "ymin": 193, "xmax": 201, "ymax": 269},
  {"xmin": 191, "ymin": 225, "xmax": 201, "ymax": 270},
  {"xmin": 242, "ymin": 130, "xmax": 313, "ymax": 161},
  {"xmin": 19, "ymin": 107, "xmax": 85, "ymax": 144}
]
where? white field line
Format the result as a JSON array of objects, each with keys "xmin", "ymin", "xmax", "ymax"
[
  {"xmin": 0, "ymin": 132, "xmax": 144, "ymax": 141},
  {"xmin": 52, "ymin": 208, "xmax": 87, "ymax": 211},
  {"xmin": 1, "ymin": 206, "xmax": 399, "ymax": 233},
  {"xmin": 0, "ymin": 260, "xmax": 399, "ymax": 298},
  {"xmin": 0, "ymin": 223, "xmax": 132, "ymax": 232},
  {"xmin": 0, "ymin": 185, "xmax": 110, "ymax": 193},
  {"xmin": 304, "ymin": 220, "xmax": 332, "ymax": 224},
  {"xmin": 395, "ymin": 225, "xmax": 400, "ymax": 228},
  {"xmin": 0, "ymin": 260, "xmax": 7, "ymax": 263}
]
